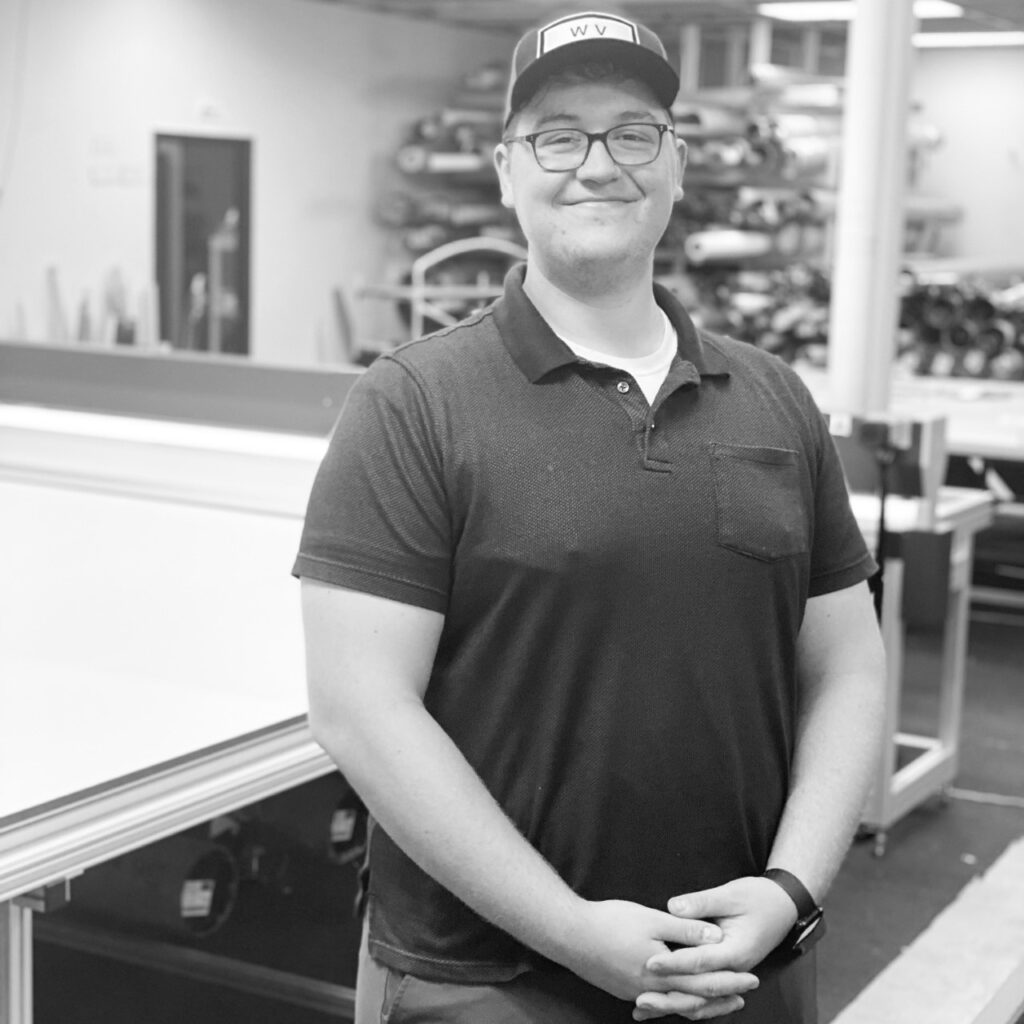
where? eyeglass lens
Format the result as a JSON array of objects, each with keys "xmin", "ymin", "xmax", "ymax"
[{"xmin": 533, "ymin": 123, "xmax": 665, "ymax": 170}]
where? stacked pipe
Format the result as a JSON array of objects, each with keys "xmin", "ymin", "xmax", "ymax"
[
  {"xmin": 673, "ymin": 106, "xmax": 835, "ymax": 268},
  {"xmin": 896, "ymin": 278, "xmax": 1024, "ymax": 380},
  {"xmin": 683, "ymin": 262, "xmax": 832, "ymax": 365},
  {"xmin": 384, "ymin": 64, "xmax": 511, "ymax": 255},
  {"xmin": 682, "ymin": 264, "xmax": 1024, "ymax": 380},
  {"xmin": 679, "ymin": 110, "xmax": 839, "ymax": 182},
  {"xmin": 680, "ymin": 189, "xmax": 827, "ymax": 266},
  {"xmin": 375, "ymin": 188, "xmax": 516, "ymax": 254},
  {"xmin": 395, "ymin": 107, "xmax": 501, "ymax": 176}
]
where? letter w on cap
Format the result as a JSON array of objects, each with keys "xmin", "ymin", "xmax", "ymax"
[{"xmin": 570, "ymin": 21, "xmax": 606, "ymax": 37}]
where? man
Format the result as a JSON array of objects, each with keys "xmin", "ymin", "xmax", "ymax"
[{"xmin": 294, "ymin": 10, "xmax": 886, "ymax": 1022}]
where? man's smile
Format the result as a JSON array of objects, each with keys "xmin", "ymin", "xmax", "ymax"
[{"xmin": 563, "ymin": 197, "xmax": 634, "ymax": 206}]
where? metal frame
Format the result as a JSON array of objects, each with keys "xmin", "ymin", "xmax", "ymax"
[
  {"xmin": 0, "ymin": 720, "xmax": 334, "ymax": 1024},
  {"xmin": 0, "ymin": 904, "xmax": 31, "ymax": 1024},
  {"xmin": 357, "ymin": 237, "xmax": 527, "ymax": 343},
  {"xmin": 858, "ymin": 489, "xmax": 994, "ymax": 854}
]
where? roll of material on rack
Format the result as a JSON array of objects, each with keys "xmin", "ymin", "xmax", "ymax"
[
  {"xmin": 376, "ymin": 192, "xmax": 508, "ymax": 230},
  {"xmin": 412, "ymin": 107, "xmax": 500, "ymax": 141},
  {"xmin": 71, "ymin": 834, "xmax": 239, "ymax": 939},
  {"xmin": 396, "ymin": 146, "xmax": 486, "ymax": 175},
  {"xmin": 780, "ymin": 136, "xmax": 832, "ymax": 179},
  {"xmin": 684, "ymin": 229, "xmax": 774, "ymax": 265},
  {"xmin": 897, "ymin": 276, "xmax": 1024, "ymax": 380}
]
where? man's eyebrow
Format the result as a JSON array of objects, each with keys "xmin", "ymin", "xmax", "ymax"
[
  {"xmin": 530, "ymin": 112, "xmax": 583, "ymax": 130},
  {"xmin": 529, "ymin": 109, "xmax": 660, "ymax": 130}
]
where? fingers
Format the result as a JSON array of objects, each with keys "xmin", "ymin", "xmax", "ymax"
[
  {"xmin": 633, "ymin": 991, "xmax": 749, "ymax": 1021},
  {"xmin": 646, "ymin": 941, "xmax": 733, "ymax": 978},
  {"xmin": 667, "ymin": 884, "xmax": 737, "ymax": 921},
  {"xmin": 634, "ymin": 959, "xmax": 759, "ymax": 1021},
  {"xmin": 642, "ymin": 967, "xmax": 760, "ymax": 998},
  {"xmin": 657, "ymin": 911, "xmax": 723, "ymax": 949}
]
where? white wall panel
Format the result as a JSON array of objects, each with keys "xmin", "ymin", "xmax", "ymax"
[{"xmin": 0, "ymin": 0, "xmax": 510, "ymax": 364}]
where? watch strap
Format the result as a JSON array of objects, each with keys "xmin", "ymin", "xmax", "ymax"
[
  {"xmin": 764, "ymin": 868, "xmax": 827, "ymax": 957},
  {"xmin": 763, "ymin": 867, "xmax": 819, "ymax": 919}
]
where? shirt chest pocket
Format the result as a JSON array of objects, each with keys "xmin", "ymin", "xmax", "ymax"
[{"xmin": 710, "ymin": 442, "xmax": 809, "ymax": 562}]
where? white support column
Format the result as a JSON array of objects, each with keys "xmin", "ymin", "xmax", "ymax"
[
  {"xmin": 748, "ymin": 18, "xmax": 773, "ymax": 68},
  {"xmin": 827, "ymin": 0, "xmax": 918, "ymax": 415},
  {"xmin": 678, "ymin": 24, "xmax": 702, "ymax": 94},
  {"xmin": 802, "ymin": 27, "xmax": 822, "ymax": 74},
  {"xmin": 0, "ymin": 902, "xmax": 32, "ymax": 1024},
  {"xmin": 726, "ymin": 24, "xmax": 749, "ymax": 87}
]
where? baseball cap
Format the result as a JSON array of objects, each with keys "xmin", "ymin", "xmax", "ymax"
[{"xmin": 504, "ymin": 10, "xmax": 680, "ymax": 125}]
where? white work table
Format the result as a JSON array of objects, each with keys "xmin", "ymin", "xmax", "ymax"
[
  {"xmin": 798, "ymin": 368, "xmax": 1024, "ymax": 462},
  {"xmin": 0, "ymin": 406, "xmax": 334, "ymax": 1024}
]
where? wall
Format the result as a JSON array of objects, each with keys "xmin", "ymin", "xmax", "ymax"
[
  {"xmin": 911, "ymin": 45, "xmax": 1024, "ymax": 267},
  {"xmin": 4, "ymin": 5, "xmax": 1021, "ymax": 370},
  {"xmin": 0, "ymin": 0, "xmax": 511, "ymax": 366}
]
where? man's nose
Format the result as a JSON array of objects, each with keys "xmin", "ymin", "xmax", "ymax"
[{"xmin": 576, "ymin": 137, "xmax": 621, "ymax": 180}]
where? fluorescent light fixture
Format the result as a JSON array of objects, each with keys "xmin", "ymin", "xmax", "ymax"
[
  {"xmin": 758, "ymin": 1, "xmax": 963, "ymax": 21},
  {"xmin": 914, "ymin": 30, "xmax": 1024, "ymax": 46},
  {"xmin": 913, "ymin": 0, "xmax": 965, "ymax": 14}
]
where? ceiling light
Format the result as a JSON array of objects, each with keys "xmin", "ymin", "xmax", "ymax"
[
  {"xmin": 909, "ymin": 1, "xmax": 964, "ymax": 15},
  {"xmin": 757, "ymin": 1, "xmax": 963, "ymax": 22},
  {"xmin": 914, "ymin": 30, "xmax": 1024, "ymax": 46}
]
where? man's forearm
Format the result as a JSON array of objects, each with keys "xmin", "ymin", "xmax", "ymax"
[
  {"xmin": 766, "ymin": 581, "xmax": 887, "ymax": 900},
  {"xmin": 311, "ymin": 693, "xmax": 588, "ymax": 964},
  {"xmin": 767, "ymin": 663, "xmax": 886, "ymax": 899}
]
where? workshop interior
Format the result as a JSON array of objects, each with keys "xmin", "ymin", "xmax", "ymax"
[{"xmin": 0, "ymin": 0, "xmax": 1023, "ymax": 1022}]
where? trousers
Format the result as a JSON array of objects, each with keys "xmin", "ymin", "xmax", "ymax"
[{"xmin": 353, "ymin": 926, "xmax": 818, "ymax": 1024}]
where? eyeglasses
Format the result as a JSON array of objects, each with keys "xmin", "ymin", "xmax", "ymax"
[{"xmin": 503, "ymin": 122, "xmax": 674, "ymax": 172}]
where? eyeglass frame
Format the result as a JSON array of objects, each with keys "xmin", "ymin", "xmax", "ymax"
[{"xmin": 501, "ymin": 122, "xmax": 676, "ymax": 172}]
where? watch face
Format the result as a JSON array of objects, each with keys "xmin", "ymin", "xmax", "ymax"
[{"xmin": 794, "ymin": 910, "xmax": 827, "ymax": 953}]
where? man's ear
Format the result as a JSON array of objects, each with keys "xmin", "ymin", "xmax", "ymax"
[
  {"xmin": 494, "ymin": 143, "xmax": 516, "ymax": 209},
  {"xmin": 673, "ymin": 138, "xmax": 688, "ymax": 202}
]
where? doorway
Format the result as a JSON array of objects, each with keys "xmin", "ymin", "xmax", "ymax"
[{"xmin": 155, "ymin": 134, "xmax": 251, "ymax": 355}]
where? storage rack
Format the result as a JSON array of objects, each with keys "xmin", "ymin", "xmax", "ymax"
[{"xmin": 375, "ymin": 58, "xmax": 966, "ymax": 364}]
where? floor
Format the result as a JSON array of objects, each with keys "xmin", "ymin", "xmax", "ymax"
[
  {"xmin": 820, "ymin": 613, "xmax": 1024, "ymax": 1021},
  {"xmin": 32, "ymin": 613, "xmax": 1024, "ymax": 1024}
]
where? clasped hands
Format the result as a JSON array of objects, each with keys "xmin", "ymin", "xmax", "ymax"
[{"xmin": 570, "ymin": 876, "xmax": 798, "ymax": 1022}]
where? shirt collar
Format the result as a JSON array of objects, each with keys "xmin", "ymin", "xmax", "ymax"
[{"xmin": 493, "ymin": 264, "xmax": 731, "ymax": 383}]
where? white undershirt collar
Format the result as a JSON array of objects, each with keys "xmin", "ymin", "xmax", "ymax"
[{"xmin": 560, "ymin": 311, "xmax": 677, "ymax": 404}]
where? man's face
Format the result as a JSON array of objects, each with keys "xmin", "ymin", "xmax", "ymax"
[{"xmin": 494, "ymin": 76, "xmax": 685, "ymax": 281}]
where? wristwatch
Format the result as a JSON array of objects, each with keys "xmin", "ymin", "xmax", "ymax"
[{"xmin": 763, "ymin": 868, "xmax": 827, "ymax": 956}]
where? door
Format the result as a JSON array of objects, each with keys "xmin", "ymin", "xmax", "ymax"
[{"xmin": 155, "ymin": 135, "xmax": 251, "ymax": 355}]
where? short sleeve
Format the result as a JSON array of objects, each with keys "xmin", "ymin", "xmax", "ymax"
[
  {"xmin": 291, "ymin": 356, "xmax": 451, "ymax": 613},
  {"xmin": 804, "ymin": 390, "xmax": 878, "ymax": 597}
]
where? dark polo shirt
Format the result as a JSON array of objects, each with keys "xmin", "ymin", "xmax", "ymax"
[{"xmin": 293, "ymin": 265, "xmax": 874, "ymax": 987}]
